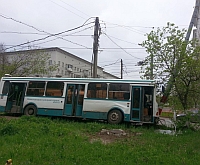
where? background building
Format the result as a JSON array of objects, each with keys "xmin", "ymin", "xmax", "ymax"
[{"xmin": 3, "ymin": 47, "xmax": 119, "ymax": 79}]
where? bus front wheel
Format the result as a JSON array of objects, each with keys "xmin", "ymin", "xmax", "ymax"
[
  {"xmin": 108, "ymin": 110, "xmax": 123, "ymax": 124},
  {"xmin": 24, "ymin": 105, "xmax": 37, "ymax": 116}
]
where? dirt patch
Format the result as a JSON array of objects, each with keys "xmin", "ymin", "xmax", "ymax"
[
  {"xmin": 89, "ymin": 129, "xmax": 142, "ymax": 144},
  {"xmin": 0, "ymin": 115, "xmax": 19, "ymax": 120}
]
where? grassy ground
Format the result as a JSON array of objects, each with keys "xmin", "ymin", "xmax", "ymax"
[
  {"xmin": 0, "ymin": 116, "xmax": 200, "ymax": 165},
  {"xmin": 160, "ymin": 112, "xmax": 173, "ymax": 118}
]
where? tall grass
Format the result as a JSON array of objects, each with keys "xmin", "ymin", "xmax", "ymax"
[{"xmin": 0, "ymin": 116, "xmax": 200, "ymax": 165}]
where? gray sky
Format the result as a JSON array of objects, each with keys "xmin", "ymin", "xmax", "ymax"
[{"xmin": 0, "ymin": 0, "xmax": 195, "ymax": 79}]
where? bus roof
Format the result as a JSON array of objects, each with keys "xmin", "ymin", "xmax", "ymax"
[{"xmin": 1, "ymin": 77, "xmax": 155, "ymax": 84}]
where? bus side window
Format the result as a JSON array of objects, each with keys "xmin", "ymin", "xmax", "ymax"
[
  {"xmin": 27, "ymin": 81, "xmax": 45, "ymax": 96},
  {"xmin": 108, "ymin": 83, "xmax": 130, "ymax": 100},
  {"xmin": 87, "ymin": 82, "xmax": 107, "ymax": 99},
  {"xmin": 46, "ymin": 81, "xmax": 64, "ymax": 97},
  {"xmin": 2, "ymin": 81, "xmax": 10, "ymax": 95}
]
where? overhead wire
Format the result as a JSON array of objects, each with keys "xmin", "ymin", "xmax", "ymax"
[
  {"xmin": 0, "ymin": 13, "xmax": 95, "ymax": 51},
  {"xmin": 104, "ymin": 21, "xmax": 188, "ymax": 29},
  {"xmin": 101, "ymin": 59, "xmax": 121, "ymax": 67},
  {"xmin": 1, "ymin": 25, "xmax": 94, "ymax": 49},
  {"xmin": 48, "ymin": 0, "xmax": 86, "ymax": 19},
  {"xmin": 102, "ymin": 32, "xmax": 143, "ymax": 60},
  {"xmin": 101, "ymin": 20, "xmax": 146, "ymax": 34},
  {"xmin": 58, "ymin": 0, "xmax": 90, "ymax": 18},
  {"xmin": 0, "ymin": 31, "xmax": 92, "ymax": 37},
  {"xmin": 102, "ymin": 34, "xmax": 138, "ymax": 45}
]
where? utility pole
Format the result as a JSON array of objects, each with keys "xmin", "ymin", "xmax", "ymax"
[
  {"xmin": 121, "ymin": 59, "xmax": 123, "ymax": 79},
  {"xmin": 186, "ymin": 0, "xmax": 200, "ymax": 41},
  {"xmin": 93, "ymin": 17, "xmax": 100, "ymax": 78}
]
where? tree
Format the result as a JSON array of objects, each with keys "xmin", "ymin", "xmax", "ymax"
[
  {"xmin": 0, "ymin": 43, "xmax": 10, "ymax": 75},
  {"xmin": 141, "ymin": 23, "xmax": 200, "ymax": 111},
  {"xmin": 0, "ymin": 44, "xmax": 58, "ymax": 78}
]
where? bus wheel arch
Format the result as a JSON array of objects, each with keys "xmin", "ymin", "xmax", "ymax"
[
  {"xmin": 24, "ymin": 104, "xmax": 37, "ymax": 116},
  {"xmin": 107, "ymin": 109, "xmax": 124, "ymax": 124}
]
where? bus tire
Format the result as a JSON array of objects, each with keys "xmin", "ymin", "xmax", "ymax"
[
  {"xmin": 108, "ymin": 109, "xmax": 123, "ymax": 124},
  {"xmin": 24, "ymin": 105, "xmax": 37, "ymax": 116}
]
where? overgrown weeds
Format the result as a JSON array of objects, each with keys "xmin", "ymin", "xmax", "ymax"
[{"xmin": 0, "ymin": 116, "xmax": 200, "ymax": 165}]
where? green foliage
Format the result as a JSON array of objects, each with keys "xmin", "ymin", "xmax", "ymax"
[
  {"xmin": 0, "ymin": 46, "xmax": 58, "ymax": 78},
  {"xmin": 141, "ymin": 23, "xmax": 200, "ymax": 110},
  {"xmin": 176, "ymin": 111, "xmax": 200, "ymax": 130},
  {"xmin": 0, "ymin": 123, "xmax": 19, "ymax": 136},
  {"xmin": 160, "ymin": 112, "xmax": 173, "ymax": 118},
  {"xmin": 0, "ymin": 117, "xmax": 200, "ymax": 164}
]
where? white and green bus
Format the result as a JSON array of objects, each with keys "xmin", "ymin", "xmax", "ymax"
[{"xmin": 0, "ymin": 76, "xmax": 159, "ymax": 124}]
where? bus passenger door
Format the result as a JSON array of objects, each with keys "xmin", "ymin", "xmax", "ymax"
[
  {"xmin": 0, "ymin": 81, "xmax": 10, "ymax": 112},
  {"xmin": 64, "ymin": 84, "xmax": 85, "ymax": 116},
  {"xmin": 6, "ymin": 82, "xmax": 26, "ymax": 113},
  {"xmin": 131, "ymin": 87, "xmax": 142, "ymax": 121}
]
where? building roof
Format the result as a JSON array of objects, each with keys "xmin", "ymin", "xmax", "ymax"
[{"xmin": 5, "ymin": 47, "xmax": 103, "ymax": 68}]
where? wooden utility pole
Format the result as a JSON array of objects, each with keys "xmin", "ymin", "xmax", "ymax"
[
  {"xmin": 93, "ymin": 17, "xmax": 100, "ymax": 78},
  {"xmin": 121, "ymin": 59, "xmax": 123, "ymax": 79}
]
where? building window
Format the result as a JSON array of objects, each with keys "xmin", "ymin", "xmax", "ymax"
[
  {"xmin": 74, "ymin": 67, "xmax": 76, "ymax": 71},
  {"xmin": 65, "ymin": 71, "xmax": 67, "ymax": 75},
  {"xmin": 49, "ymin": 60, "xmax": 52, "ymax": 65},
  {"xmin": 58, "ymin": 61, "xmax": 60, "ymax": 66},
  {"xmin": 87, "ymin": 82, "xmax": 107, "ymax": 99},
  {"xmin": 61, "ymin": 70, "xmax": 63, "ymax": 75},
  {"xmin": 80, "ymin": 69, "xmax": 81, "ymax": 72},
  {"xmin": 62, "ymin": 62, "xmax": 64, "ymax": 67},
  {"xmin": 68, "ymin": 64, "xmax": 73, "ymax": 69}
]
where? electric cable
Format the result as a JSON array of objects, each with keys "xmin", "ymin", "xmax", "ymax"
[{"xmin": 102, "ymin": 33, "xmax": 143, "ymax": 60}]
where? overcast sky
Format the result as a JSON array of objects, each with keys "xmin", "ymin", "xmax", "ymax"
[{"xmin": 0, "ymin": 0, "xmax": 195, "ymax": 79}]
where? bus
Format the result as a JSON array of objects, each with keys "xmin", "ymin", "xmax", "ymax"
[{"xmin": 0, "ymin": 76, "xmax": 159, "ymax": 124}]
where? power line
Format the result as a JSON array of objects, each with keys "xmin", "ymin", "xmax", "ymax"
[
  {"xmin": 103, "ymin": 34, "xmax": 138, "ymax": 45},
  {"xmin": 61, "ymin": 26, "xmax": 93, "ymax": 36},
  {"xmin": 104, "ymin": 21, "xmax": 188, "ymax": 29},
  {"xmin": 101, "ymin": 20, "xmax": 146, "ymax": 35},
  {"xmin": 100, "ymin": 47, "xmax": 145, "ymax": 49},
  {"xmin": 103, "ymin": 33, "xmax": 143, "ymax": 60},
  {"xmin": 22, "ymin": 26, "xmax": 94, "ymax": 49},
  {"xmin": 0, "ymin": 13, "xmax": 94, "ymax": 34},
  {"xmin": 48, "ymin": 0, "xmax": 86, "ymax": 19},
  {"xmin": 0, "ymin": 13, "xmax": 95, "ymax": 50},
  {"xmin": 1, "ymin": 16, "xmax": 94, "ymax": 50},
  {"xmin": 4, "ymin": 32, "xmax": 91, "ymax": 51},
  {"xmin": 58, "ymin": 0, "xmax": 90, "ymax": 18},
  {"xmin": 101, "ymin": 59, "xmax": 121, "ymax": 67},
  {"xmin": 0, "ymin": 31, "xmax": 92, "ymax": 37}
]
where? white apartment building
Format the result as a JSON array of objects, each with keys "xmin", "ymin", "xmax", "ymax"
[{"xmin": 4, "ymin": 47, "xmax": 119, "ymax": 79}]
